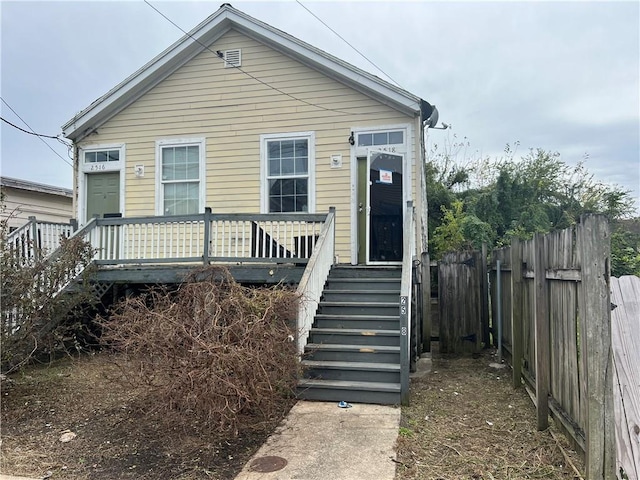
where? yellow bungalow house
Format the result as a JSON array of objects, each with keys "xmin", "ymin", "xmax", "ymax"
[{"xmin": 57, "ymin": 4, "xmax": 439, "ymax": 404}]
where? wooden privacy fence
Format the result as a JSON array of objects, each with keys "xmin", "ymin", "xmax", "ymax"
[
  {"xmin": 489, "ymin": 215, "xmax": 615, "ymax": 479},
  {"xmin": 438, "ymin": 247, "xmax": 489, "ymax": 354}
]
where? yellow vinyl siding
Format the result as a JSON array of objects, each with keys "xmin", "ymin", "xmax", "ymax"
[{"xmin": 77, "ymin": 29, "xmax": 420, "ymax": 262}]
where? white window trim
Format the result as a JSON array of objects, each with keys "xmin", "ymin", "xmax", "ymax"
[
  {"xmin": 77, "ymin": 143, "xmax": 126, "ymax": 225},
  {"xmin": 349, "ymin": 123, "xmax": 413, "ymax": 264},
  {"xmin": 155, "ymin": 137, "xmax": 206, "ymax": 216},
  {"xmin": 260, "ymin": 131, "xmax": 316, "ymax": 214}
]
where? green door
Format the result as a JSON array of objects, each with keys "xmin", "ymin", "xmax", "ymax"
[
  {"xmin": 86, "ymin": 172, "xmax": 120, "ymax": 219},
  {"xmin": 357, "ymin": 157, "xmax": 368, "ymax": 264}
]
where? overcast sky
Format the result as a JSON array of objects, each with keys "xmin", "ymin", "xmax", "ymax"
[{"xmin": 1, "ymin": 1, "xmax": 639, "ymax": 212}]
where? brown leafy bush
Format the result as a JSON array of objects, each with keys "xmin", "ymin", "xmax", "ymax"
[
  {"xmin": 98, "ymin": 266, "xmax": 300, "ymax": 434},
  {"xmin": 1, "ymin": 229, "xmax": 97, "ymax": 373}
]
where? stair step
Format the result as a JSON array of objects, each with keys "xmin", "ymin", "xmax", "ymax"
[
  {"xmin": 328, "ymin": 267, "xmax": 402, "ymax": 279},
  {"xmin": 309, "ymin": 328, "xmax": 399, "ymax": 346},
  {"xmin": 297, "ymin": 378, "xmax": 400, "ymax": 405},
  {"xmin": 302, "ymin": 360, "xmax": 400, "ymax": 372},
  {"xmin": 321, "ymin": 290, "xmax": 400, "ymax": 302},
  {"xmin": 304, "ymin": 343, "xmax": 400, "ymax": 363},
  {"xmin": 318, "ymin": 302, "xmax": 399, "ymax": 315},
  {"xmin": 314, "ymin": 314, "xmax": 399, "ymax": 330},
  {"xmin": 302, "ymin": 360, "xmax": 400, "ymax": 383},
  {"xmin": 327, "ymin": 278, "xmax": 401, "ymax": 290}
]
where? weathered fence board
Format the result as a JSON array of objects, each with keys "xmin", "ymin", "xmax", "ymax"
[
  {"xmin": 438, "ymin": 250, "xmax": 485, "ymax": 354},
  {"xmin": 578, "ymin": 215, "xmax": 615, "ymax": 479},
  {"xmin": 489, "ymin": 215, "xmax": 615, "ymax": 478},
  {"xmin": 610, "ymin": 275, "xmax": 640, "ymax": 480}
]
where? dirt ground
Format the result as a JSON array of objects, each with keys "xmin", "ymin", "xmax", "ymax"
[
  {"xmin": 395, "ymin": 349, "xmax": 584, "ymax": 480},
  {"xmin": 0, "ymin": 353, "xmax": 292, "ymax": 480},
  {"xmin": 2, "ymin": 350, "xmax": 585, "ymax": 480}
]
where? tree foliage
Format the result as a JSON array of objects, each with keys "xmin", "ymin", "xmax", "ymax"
[{"xmin": 426, "ymin": 141, "xmax": 638, "ymax": 277}]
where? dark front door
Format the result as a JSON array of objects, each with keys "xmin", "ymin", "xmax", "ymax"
[{"xmin": 367, "ymin": 150, "xmax": 404, "ymax": 263}]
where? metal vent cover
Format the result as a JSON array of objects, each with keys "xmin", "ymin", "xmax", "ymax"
[{"xmin": 224, "ymin": 49, "xmax": 241, "ymax": 68}]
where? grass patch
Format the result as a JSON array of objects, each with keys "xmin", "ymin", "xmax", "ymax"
[{"xmin": 396, "ymin": 349, "xmax": 584, "ymax": 479}]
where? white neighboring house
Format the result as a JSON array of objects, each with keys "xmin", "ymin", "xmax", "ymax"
[{"xmin": 1, "ymin": 176, "xmax": 73, "ymax": 231}]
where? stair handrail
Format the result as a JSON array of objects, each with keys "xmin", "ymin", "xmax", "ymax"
[
  {"xmin": 4, "ymin": 217, "xmax": 74, "ymax": 265},
  {"xmin": 45, "ymin": 217, "xmax": 100, "ymax": 297},
  {"xmin": 400, "ymin": 201, "xmax": 415, "ymax": 406},
  {"xmin": 296, "ymin": 207, "xmax": 336, "ymax": 354}
]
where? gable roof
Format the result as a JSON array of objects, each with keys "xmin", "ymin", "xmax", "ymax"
[{"xmin": 62, "ymin": 3, "xmax": 433, "ymax": 141}]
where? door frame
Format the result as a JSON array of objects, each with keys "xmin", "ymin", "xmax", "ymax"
[
  {"xmin": 349, "ymin": 123, "xmax": 413, "ymax": 265},
  {"xmin": 77, "ymin": 143, "xmax": 125, "ymax": 224}
]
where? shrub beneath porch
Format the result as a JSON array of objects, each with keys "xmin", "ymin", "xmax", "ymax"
[{"xmin": 98, "ymin": 266, "xmax": 300, "ymax": 434}]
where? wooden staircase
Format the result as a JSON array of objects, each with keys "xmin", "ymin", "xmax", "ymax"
[{"xmin": 297, "ymin": 265, "xmax": 402, "ymax": 405}]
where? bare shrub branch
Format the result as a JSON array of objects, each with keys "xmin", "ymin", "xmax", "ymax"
[
  {"xmin": 1, "ymin": 225, "xmax": 98, "ymax": 373},
  {"xmin": 98, "ymin": 266, "xmax": 301, "ymax": 434}
]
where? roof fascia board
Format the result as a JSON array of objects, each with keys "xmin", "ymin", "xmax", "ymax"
[
  {"xmin": 62, "ymin": 12, "xmax": 234, "ymax": 141},
  {"xmin": 1, "ymin": 177, "xmax": 73, "ymax": 197},
  {"xmin": 228, "ymin": 12, "xmax": 421, "ymax": 114}
]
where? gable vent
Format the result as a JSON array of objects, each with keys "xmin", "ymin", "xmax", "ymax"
[{"xmin": 224, "ymin": 49, "xmax": 241, "ymax": 68}]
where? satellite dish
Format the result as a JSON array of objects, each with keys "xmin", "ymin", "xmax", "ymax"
[{"xmin": 425, "ymin": 106, "xmax": 439, "ymax": 129}]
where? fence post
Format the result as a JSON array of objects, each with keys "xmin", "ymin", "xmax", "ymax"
[
  {"xmin": 510, "ymin": 237, "xmax": 523, "ymax": 389},
  {"xmin": 578, "ymin": 215, "xmax": 615, "ymax": 479},
  {"xmin": 421, "ymin": 252, "xmax": 431, "ymax": 352},
  {"xmin": 202, "ymin": 207, "xmax": 212, "ymax": 265},
  {"xmin": 533, "ymin": 232, "xmax": 550, "ymax": 430},
  {"xmin": 481, "ymin": 243, "xmax": 490, "ymax": 347}
]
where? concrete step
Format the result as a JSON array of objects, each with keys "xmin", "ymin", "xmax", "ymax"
[
  {"xmin": 321, "ymin": 289, "xmax": 400, "ymax": 303},
  {"xmin": 313, "ymin": 314, "xmax": 399, "ymax": 330},
  {"xmin": 297, "ymin": 378, "xmax": 400, "ymax": 405},
  {"xmin": 318, "ymin": 301, "xmax": 399, "ymax": 316},
  {"xmin": 308, "ymin": 328, "xmax": 399, "ymax": 346},
  {"xmin": 302, "ymin": 360, "xmax": 400, "ymax": 383},
  {"xmin": 304, "ymin": 343, "xmax": 400, "ymax": 363}
]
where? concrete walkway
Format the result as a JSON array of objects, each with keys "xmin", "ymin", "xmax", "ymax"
[
  {"xmin": 234, "ymin": 401, "xmax": 401, "ymax": 480},
  {"xmin": 0, "ymin": 476, "xmax": 40, "ymax": 480}
]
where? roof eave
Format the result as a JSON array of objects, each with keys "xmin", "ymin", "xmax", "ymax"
[
  {"xmin": 62, "ymin": 5, "xmax": 424, "ymax": 141},
  {"xmin": 62, "ymin": 9, "xmax": 235, "ymax": 141}
]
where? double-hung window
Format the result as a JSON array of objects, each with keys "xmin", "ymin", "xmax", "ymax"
[
  {"xmin": 156, "ymin": 138, "xmax": 205, "ymax": 216},
  {"xmin": 261, "ymin": 132, "xmax": 315, "ymax": 213}
]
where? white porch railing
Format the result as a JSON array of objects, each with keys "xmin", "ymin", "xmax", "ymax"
[
  {"xmin": 5, "ymin": 217, "xmax": 73, "ymax": 265},
  {"xmin": 84, "ymin": 209, "xmax": 328, "ymax": 265},
  {"xmin": 400, "ymin": 201, "xmax": 416, "ymax": 406},
  {"xmin": 296, "ymin": 207, "xmax": 336, "ymax": 354}
]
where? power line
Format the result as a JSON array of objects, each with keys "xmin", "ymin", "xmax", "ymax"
[
  {"xmin": 295, "ymin": 0, "xmax": 403, "ymax": 89},
  {"xmin": 144, "ymin": 0, "xmax": 360, "ymax": 116},
  {"xmin": 1, "ymin": 97, "xmax": 73, "ymax": 168},
  {"xmin": 1, "ymin": 116, "xmax": 60, "ymax": 140}
]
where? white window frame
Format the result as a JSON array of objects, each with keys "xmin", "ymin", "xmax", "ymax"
[
  {"xmin": 77, "ymin": 143, "xmax": 125, "ymax": 224},
  {"xmin": 155, "ymin": 137, "xmax": 206, "ymax": 216},
  {"xmin": 260, "ymin": 131, "xmax": 316, "ymax": 214}
]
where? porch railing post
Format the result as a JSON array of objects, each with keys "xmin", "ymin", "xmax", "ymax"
[
  {"xmin": 29, "ymin": 216, "xmax": 39, "ymax": 261},
  {"xmin": 202, "ymin": 207, "xmax": 212, "ymax": 265},
  {"xmin": 400, "ymin": 294, "xmax": 409, "ymax": 405},
  {"xmin": 329, "ymin": 206, "xmax": 336, "ymax": 262}
]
